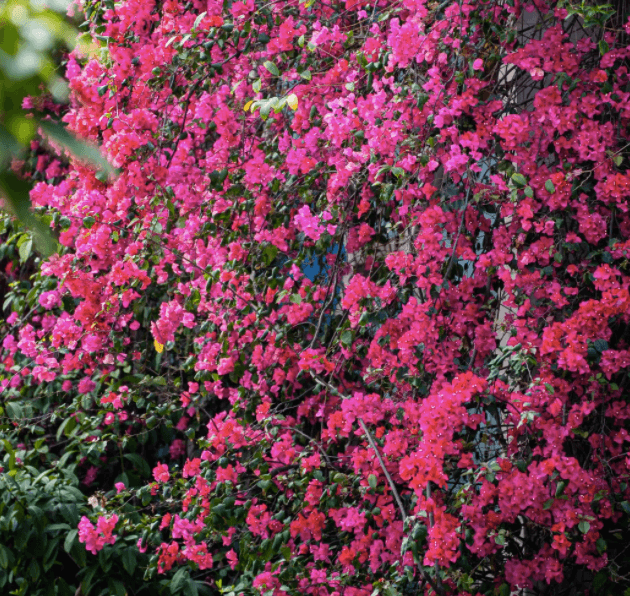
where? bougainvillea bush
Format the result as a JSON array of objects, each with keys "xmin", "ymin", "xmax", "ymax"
[{"xmin": 2, "ymin": 0, "xmax": 630, "ymax": 594}]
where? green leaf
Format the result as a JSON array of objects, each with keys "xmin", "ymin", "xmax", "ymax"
[
  {"xmin": 391, "ymin": 167, "xmax": 405, "ymax": 178},
  {"xmin": 263, "ymin": 244, "xmax": 278, "ymax": 265},
  {"xmin": 341, "ymin": 330, "xmax": 352, "ymax": 346},
  {"xmin": 45, "ymin": 523, "xmax": 72, "ymax": 532},
  {"xmin": 171, "ymin": 568, "xmax": 188, "ymax": 593},
  {"xmin": 596, "ymin": 538, "xmax": 607, "ymax": 554},
  {"xmin": 368, "ymin": 474, "xmax": 377, "ymax": 489},
  {"xmin": 0, "ymin": 171, "xmax": 56, "ymax": 256},
  {"xmin": 184, "ymin": 580, "xmax": 200, "ymax": 596},
  {"xmin": 593, "ymin": 570, "xmax": 607, "ymax": 593},
  {"xmin": 578, "ymin": 521, "xmax": 590, "ymax": 533},
  {"xmin": 300, "ymin": 69, "xmax": 312, "ymax": 81},
  {"xmin": 545, "ymin": 179, "xmax": 555, "ymax": 193},
  {"xmin": 511, "ymin": 173, "xmax": 527, "ymax": 187},
  {"xmin": 63, "ymin": 529, "xmax": 78, "ymax": 553},
  {"xmin": 272, "ymin": 97, "xmax": 287, "ymax": 113},
  {"xmin": 59, "ymin": 503, "xmax": 79, "ymax": 526},
  {"xmin": 262, "ymin": 61, "xmax": 279, "ymax": 76},
  {"xmin": 81, "ymin": 565, "xmax": 98, "ymax": 594},
  {"xmin": 82, "ymin": 215, "xmax": 95, "ymax": 228},
  {"xmin": 0, "ymin": 545, "xmax": 10, "ymax": 569},
  {"xmin": 18, "ymin": 236, "xmax": 32, "ymax": 262},
  {"xmin": 555, "ymin": 480, "xmax": 568, "ymax": 497},
  {"xmin": 28, "ymin": 504, "xmax": 44, "ymax": 520},
  {"xmin": 259, "ymin": 102, "xmax": 271, "ymax": 120},
  {"xmin": 39, "ymin": 120, "xmax": 114, "ymax": 176},
  {"xmin": 121, "ymin": 547, "xmax": 136, "ymax": 575},
  {"xmin": 108, "ymin": 578, "xmax": 127, "ymax": 596},
  {"xmin": 124, "ymin": 453, "xmax": 151, "ymax": 477},
  {"xmin": 0, "ymin": 124, "xmax": 24, "ymax": 164},
  {"xmin": 5, "ymin": 401, "xmax": 22, "ymax": 420},
  {"xmin": 193, "ymin": 11, "xmax": 207, "ymax": 29},
  {"xmin": 56, "ymin": 416, "xmax": 77, "ymax": 440}
]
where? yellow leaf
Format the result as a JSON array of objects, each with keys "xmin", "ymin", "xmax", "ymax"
[
  {"xmin": 244, "ymin": 100, "xmax": 253, "ymax": 112},
  {"xmin": 154, "ymin": 340, "xmax": 164, "ymax": 353},
  {"xmin": 287, "ymin": 93, "xmax": 298, "ymax": 111}
]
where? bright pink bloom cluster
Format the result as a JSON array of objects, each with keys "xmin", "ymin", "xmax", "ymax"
[{"xmin": 78, "ymin": 515, "xmax": 119, "ymax": 554}]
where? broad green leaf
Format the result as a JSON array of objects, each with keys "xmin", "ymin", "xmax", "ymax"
[
  {"xmin": 511, "ymin": 173, "xmax": 527, "ymax": 187},
  {"xmin": 122, "ymin": 548, "xmax": 137, "ymax": 575},
  {"xmin": 109, "ymin": 578, "xmax": 127, "ymax": 596},
  {"xmin": 184, "ymin": 580, "xmax": 200, "ymax": 596},
  {"xmin": 171, "ymin": 568, "xmax": 188, "ymax": 593},
  {"xmin": 63, "ymin": 529, "xmax": 77, "ymax": 554},
  {"xmin": 272, "ymin": 96, "xmax": 287, "ymax": 113},
  {"xmin": 0, "ymin": 171, "xmax": 56, "ymax": 256},
  {"xmin": 259, "ymin": 102, "xmax": 271, "ymax": 120},
  {"xmin": 124, "ymin": 453, "xmax": 151, "ymax": 477},
  {"xmin": 39, "ymin": 120, "xmax": 113, "ymax": 176},
  {"xmin": 262, "ymin": 61, "xmax": 279, "ymax": 76},
  {"xmin": 5, "ymin": 401, "xmax": 23, "ymax": 420},
  {"xmin": 18, "ymin": 236, "xmax": 32, "ymax": 262}
]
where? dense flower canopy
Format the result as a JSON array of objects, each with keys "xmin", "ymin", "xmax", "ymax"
[{"xmin": 2, "ymin": 0, "xmax": 630, "ymax": 595}]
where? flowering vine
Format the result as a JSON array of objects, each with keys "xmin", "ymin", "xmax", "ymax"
[{"xmin": 2, "ymin": 0, "xmax": 630, "ymax": 595}]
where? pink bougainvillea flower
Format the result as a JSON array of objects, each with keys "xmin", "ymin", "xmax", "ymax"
[{"xmin": 153, "ymin": 463, "xmax": 170, "ymax": 483}]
